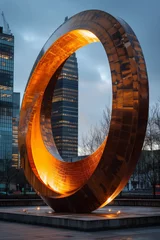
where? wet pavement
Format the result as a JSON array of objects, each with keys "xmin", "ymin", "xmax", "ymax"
[{"xmin": 0, "ymin": 221, "xmax": 160, "ymax": 239}]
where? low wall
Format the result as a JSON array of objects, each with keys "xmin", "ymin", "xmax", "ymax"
[
  {"xmin": 0, "ymin": 199, "xmax": 45, "ymax": 207},
  {"xmin": 0, "ymin": 198, "xmax": 160, "ymax": 207}
]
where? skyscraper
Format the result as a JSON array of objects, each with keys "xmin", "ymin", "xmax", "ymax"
[
  {"xmin": 51, "ymin": 51, "xmax": 78, "ymax": 161},
  {"xmin": 0, "ymin": 15, "xmax": 20, "ymax": 173},
  {"xmin": 0, "ymin": 25, "xmax": 14, "ymax": 171}
]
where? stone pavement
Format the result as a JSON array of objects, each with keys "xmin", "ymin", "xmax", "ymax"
[{"xmin": 0, "ymin": 221, "xmax": 160, "ymax": 240}]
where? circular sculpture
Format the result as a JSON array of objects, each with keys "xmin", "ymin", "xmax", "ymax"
[{"xmin": 19, "ymin": 10, "xmax": 149, "ymax": 213}]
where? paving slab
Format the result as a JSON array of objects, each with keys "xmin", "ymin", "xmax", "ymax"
[{"xmin": 0, "ymin": 206, "xmax": 160, "ymax": 231}]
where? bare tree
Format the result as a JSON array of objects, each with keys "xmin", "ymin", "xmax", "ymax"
[
  {"xmin": 80, "ymin": 106, "xmax": 111, "ymax": 155},
  {"xmin": 132, "ymin": 102, "xmax": 160, "ymax": 196},
  {"xmin": 0, "ymin": 159, "xmax": 19, "ymax": 194}
]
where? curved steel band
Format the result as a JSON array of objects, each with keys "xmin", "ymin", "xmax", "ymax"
[{"xmin": 19, "ymin": 10, "xmax": 149, "ymax": 213}]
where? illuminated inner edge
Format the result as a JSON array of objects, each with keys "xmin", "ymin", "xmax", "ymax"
[{"xmin": 25, "ymin": 30, "xmax": 107, "ymax": 196}]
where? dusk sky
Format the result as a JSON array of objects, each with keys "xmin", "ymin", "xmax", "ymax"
[{"xmin": 0, "ymin": 0, "xmax": 160, "ymax": 145}]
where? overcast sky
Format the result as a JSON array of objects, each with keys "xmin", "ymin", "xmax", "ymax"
[{"xmin": 0, "ymin": 0, "xmax": 160, "ymax": 145}]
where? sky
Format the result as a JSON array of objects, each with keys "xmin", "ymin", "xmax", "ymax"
[{"xmin": 0, "ymin": 0, "xmax": 160, "ymax": 146}]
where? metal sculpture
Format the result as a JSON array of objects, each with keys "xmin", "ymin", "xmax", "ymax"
[{"xmin": 18, "ymin": 10, "xmax": 149, "ymax": 213}]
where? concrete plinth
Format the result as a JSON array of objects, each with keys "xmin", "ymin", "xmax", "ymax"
[{"xmin": 0, "ymin": 206, "xmax": 160, "ymax": 231}]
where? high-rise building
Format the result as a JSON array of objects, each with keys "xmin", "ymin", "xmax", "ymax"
[
  {"xmin": 0, "ymin": 25, "xmax": 14, "ymax": 171},
  {"xmin": 12, "ymin": 92, "xmax": 20, "ymax": 168},
  {"xmin": 0, "ymin": 16, "xmax": 20, "ymax": 173},
  {"xmin": 51, "ymin": 51, "xmax": 78, "ymax": 161}
]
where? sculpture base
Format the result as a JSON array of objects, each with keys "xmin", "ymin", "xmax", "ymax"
[{"xmin": 0, "ymin": 206, "xmax": 160, "ymax": 231}]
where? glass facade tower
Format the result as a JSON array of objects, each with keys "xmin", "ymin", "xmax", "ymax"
[
  {"xmin": 51, "ymin": 52, "xmax": 78, "ymax": 160},
  {"xmin": 0, "ymin": 23, "xmax": 20, "ymax": 172},
  {"xmin": 0, "ymin": 26, "xmax": 14, "ymax": 171}
]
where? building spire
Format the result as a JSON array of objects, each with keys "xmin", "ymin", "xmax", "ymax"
[{"xmin": 1, "ymin": 11, "xmax": 11, "ymax": 34}]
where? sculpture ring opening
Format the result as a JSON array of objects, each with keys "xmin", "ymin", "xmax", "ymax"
[{"xmin": 18, "ymin": 10, "xmax": 149, "ymax": 213}]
